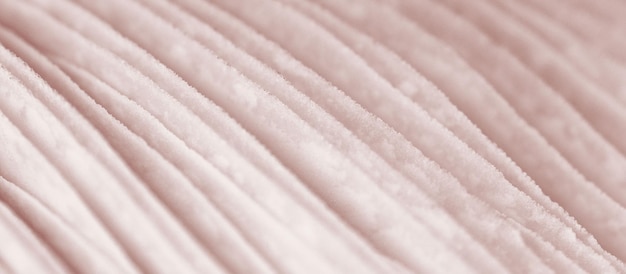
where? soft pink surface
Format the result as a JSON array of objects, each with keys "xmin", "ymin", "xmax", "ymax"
[{"xmin": 0, "ymin": 0, "xmax": 625, "ymax": 273}]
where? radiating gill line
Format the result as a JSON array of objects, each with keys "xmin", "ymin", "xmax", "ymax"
[
  {"xmin": 0, "ymin": 23, "xmax": 258, "ymax": 274},
  {"xmin": 197, "ymin": 2, "xmax": 576, "ymax": 262},
  {"xmin": 511, "ymin": 218, "xmax": 587, "ymax": 273},
  {"xmin": 428, "ymin": 0, "xmax": 623, "ymax": 211},
  {"xmin": 171, "ymin": 0, "xmax": 468, "ymax": 272},
  {"xmin": 156, "ymin": 1, "xmax": 412, "ymax": 270},
  {"xmin": 0, "ymin": 175, "xmax": 120, "ymax": 274},
  {"xmin": 213, "ymin": 2, "xmax": 596, "ymax": 272},
  {"xmin": 0, "ymin": 68, "xmax": 187, "ymax": 274},
  {"xmin": 127, "ymin": 1, "xmax": 419, "ymax": 273},
  {"xmin": 490, "ymin": 0, "xmax": 626, "ymax": 108},
  {"xmin": 276, "ymin": 0, "xmax": 578, "ymax": 272},
  {"xmin": 0, "ymin": 14, "xmax": 148, "ymax": 274},
  {"xmin": 342, "ymin": 0, "xmax": 604, "ymax": 254},
  {"xmin": 481, "ymin": 0, "xmax": 626, "ymax": 204},
  {"xmin": 77, "ymin": 0, "xmax": 468, "ymax": 272},
  {"xmin": 299, "ymin": 2, "xmax": 580, "ymax": 259},
  {"xmin": 66, "ymin": 50, "xmax": 346, "ymax": 272},
  {"xmin": 206, "ymin": 0, "xmax": 552, "ymax": 272},
  {"xmin": 315, "ymin": 1, "xmax": 616, "ymax": 268},
  {"xmin": 133, "ymin": 1, "xmax": 492, "ymax": 272},
  {"xmin": 194, "ymin": 1, "xmax": 572, "ymax": 272},
  {"xmin": 386, "ymin": 0, "xmax": 624, "ymax": 270},
  {"xmin": 47, "ymin": 1, "xmax": 376, "ymax": 272},
  {"xmin": 0, "ymin": 0, "xmax": 625, "ymax": 273},
  {"xmin": 437, "ymin": 0, "xmax": 626, "ymax": 162},
  {"xmin": 56, "ymin": 59, "xmax": 280, "ymax": 274},
  {"xmin": 158, "ymin": 4, "xmax": 395, "ymax": 269},
  {"xmin": 314, "ymin": 0, "xmax": 620, "ymax": 270},
  {"xmin": 249, "ymin": 1, "xmax": 513, "ymax": 272},
  {"xmin": 0, "ymin": 199, "xmax": 74, "ymax": 274},
  {"xmin": 25, "ymin": 6, "xmax": 322, "ymax": 272},
  {"xmin": 0, "ymin": 30, "xmax": 234, "ymax": 274},
  {"xmin": 520, "ymin": 0, "xmax": 626, "ymax": 64},
  {"xmin": 1, "ymin": 18, "xmax": 270, "ymax": 272},
  {"xmin": 0, "ymin": 74, "xmax": 144, "ymax": 274}
]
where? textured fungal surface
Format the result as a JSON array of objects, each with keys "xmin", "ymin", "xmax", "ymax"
[{"xmin": 0, "ymin": 0, "xmax": 626, "ymax": 273}]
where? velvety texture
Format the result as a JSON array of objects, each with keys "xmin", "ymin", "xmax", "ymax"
[{"xmin": 0, "ymin": 0, "xmax": 625, "ymax": 273}]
